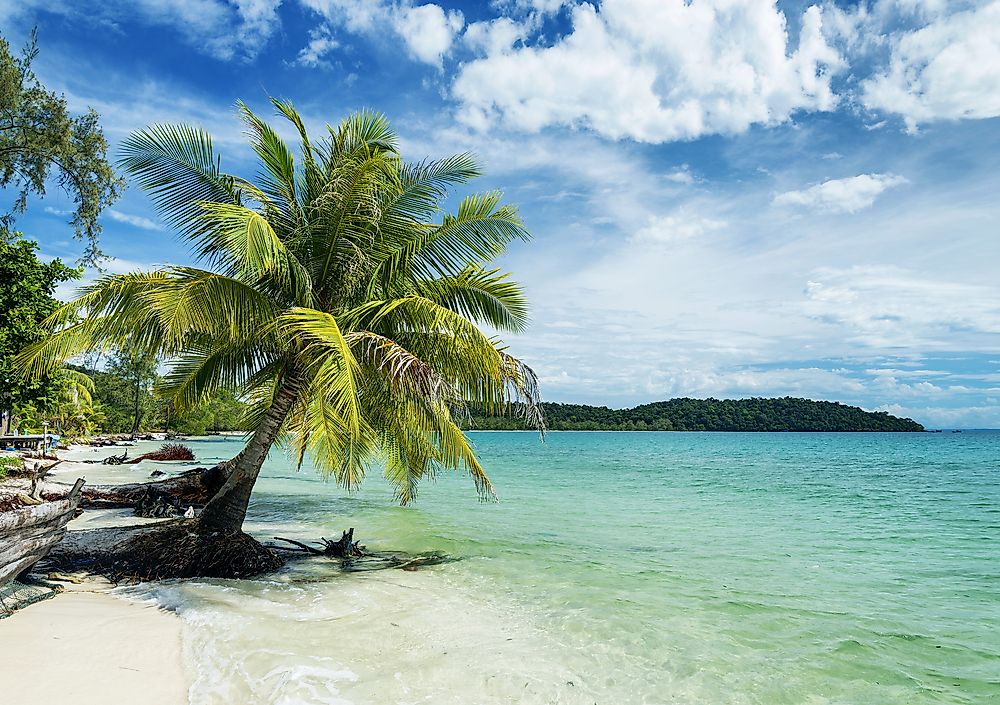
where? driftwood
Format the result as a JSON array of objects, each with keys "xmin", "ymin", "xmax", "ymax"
[
  {"xmin": 273, "ymin": 529, "xmax": 363, "ymax": 558},
  {"xmin": 101, "ymin": 450, "xmax": 128, "ymax": 465},
  {"xmin": 269, "ymin": 530, "xmax": 452, "ymax": 572},
  {"xmin": 46, "ymin": 466, "xmax": 228, "ymax": 510},
  {"xmin": 0, "ymin": 478, "xmax": 85, "ymax": 588}
]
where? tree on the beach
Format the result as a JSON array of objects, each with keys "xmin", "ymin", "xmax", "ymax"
[
  {"xmin": 106, "ymin": 349, "xmax": 158, "ymax": 439},
  {"xmin": 0, "ymin": 29, "xmax": 123, "ymax": 265},
  {"xmin": 18, "ymin": 100, "xmax": 541, "ymax": 575},
  {"xmin": 0, "ymin": 231, "xmax": 79, "ymax": 434}
]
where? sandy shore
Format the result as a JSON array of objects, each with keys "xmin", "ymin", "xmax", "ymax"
[{"xmin": 3, "ymin": 585, "xmax": 189, "ymax": 705}]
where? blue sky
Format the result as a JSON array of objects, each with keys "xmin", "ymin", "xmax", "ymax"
[{"xmin": 2, "ymin": 0, "xmax": 999, "ymax": 427}]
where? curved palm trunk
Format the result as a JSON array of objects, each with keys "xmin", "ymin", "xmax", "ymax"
[{"xmin": 198, "ymin": 373, "xmax": 300, "ymax": 532}]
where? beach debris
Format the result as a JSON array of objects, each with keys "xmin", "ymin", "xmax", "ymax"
[
  {"xmin": 101, "ymin": 450, "xmax": 129, "ymax": 465},
  {"xmin": 45, "ymin": 571, "xmax": 83, "ymax": 584},
  {"xmin": 0, "ymin": 580, "xmax": 57, "ymax": 617},
  {"xmin": 45, "ymin": 465, "xmax": 227, "ymax": 511},
  {"xmin": 12, "ymin": 492, "xmax": 42, "ymax": 506},
  {"xmin": 103, "ymin": 519, "xmax": 284, "ymax": 581},
  {"xmin": 272, "ymin": 529, "xmax": 363, "ymax": 558},
  {"xmin": 184, "ymin": 506, "xmax": 195, "ymax": 518},
  {"xmin": 134, "ymin": 487, "xmax": 181, "ymax": 518},
  {"xmin": 149, "ymin": 470, "xmax": 166, "ymax": 477},
  {"xmin": 41, "ymin": 517, "xmax": 286, "ymax": 582},
  {"xmin": 0, "ymin": 478, "xmax": 85, "ymax": 591},
  {"xmin": 269, "ymin": 531, "xmax": 452, "ymax": 572},
  {"xmin": 125, "ymin": 443, "xmax": 195, "ymax": 464}
]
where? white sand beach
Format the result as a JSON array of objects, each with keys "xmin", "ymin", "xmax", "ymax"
[{"xmin": 4, "ymin": 586, "xmax": 189, "ymax": 705}]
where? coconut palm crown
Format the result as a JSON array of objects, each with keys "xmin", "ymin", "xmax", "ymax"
[{"xmin": 19, "ymin": 99, "xmax": 543, "ymax": 531}]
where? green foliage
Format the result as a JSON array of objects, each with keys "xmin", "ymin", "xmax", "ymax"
[
  {"xmin": 0, "ymin": 231, "xmax": 79, "ymax": 429},
  {"xmin": 63, "ymin": 363, "xmax": 245, "ymax": 435},
  {"xmin": 470, "ymin": 398, "xmax": 924, "ymax": 432},
  {"xmin": 0, "ymin": 29, "xmax": 123, "ymax": 264},
  {"xmin": 81, "ymin": 363, "xmax": 151, "ymax": 433},
  {"xmin": 169, "ymin": 390, "xmax": 247, "ymax": 435},
  {"xmin": 20, "ymin": 99, "xmax": 541, "ymax": 505},
  {"xmin": 106, "ymin": 348, "xmax": 158, "ymax": 435},
  {"xmin": 0, "ymin": 455, "xmax": 23, "ymax": 478}
]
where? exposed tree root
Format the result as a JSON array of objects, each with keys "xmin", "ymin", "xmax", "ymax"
[{"xmin": 44, "ymin": 519, "xmax": 284, "ymax": 581}]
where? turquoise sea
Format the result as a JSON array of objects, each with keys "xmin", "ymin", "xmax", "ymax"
[{"xmin": 115, "ymin": 431, "xmax": 998, "ymax": 704}]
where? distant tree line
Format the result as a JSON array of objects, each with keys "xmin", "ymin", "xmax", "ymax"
[{"xmin": 467, "ymin": 397, "xmax": 924, "ymax": 432}]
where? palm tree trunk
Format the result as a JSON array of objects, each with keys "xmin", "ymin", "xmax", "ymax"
[{"xmin": 197, "ymin": 372, "xmax": 301, "ymax": 532}]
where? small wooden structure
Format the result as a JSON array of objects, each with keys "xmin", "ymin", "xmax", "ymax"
[
  {"xmin": 0, "ymin": 434, "xmax": 51, "ymax": 452},
  {"xmin": 0, "ymin": 478, "xmax": 85, "ymax": 588}
]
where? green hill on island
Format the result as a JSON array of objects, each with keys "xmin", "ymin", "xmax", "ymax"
[{"xmin": 468, "ymin": 397, "xmax": 924, "ymax": 432}]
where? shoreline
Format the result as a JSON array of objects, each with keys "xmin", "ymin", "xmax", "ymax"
[{"xmin": 4, "ymin": 582, "xmax": 189, "ymax": 705}]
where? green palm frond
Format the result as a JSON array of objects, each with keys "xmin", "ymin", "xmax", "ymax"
[
  {"xmin": 118, "ymin": 124, "xmax": 239, "ymax": 240},
  {"xmin": 412, "ymin": 192, "xmax": 529, "ymax": 279},
  {"xmin": 327, "ymin": 109, "xmax": 398, "ymax": 159},
  {"xmin": 196, "ymin": 203, "xmax": 313, "ymax": 305},
  {"xmin": 413, "ymin": 267, "xmax": 530, "ymax": 333},
  {"xmin": 237, "ymin": 101, "xmax": 304, "ymax": 231}
]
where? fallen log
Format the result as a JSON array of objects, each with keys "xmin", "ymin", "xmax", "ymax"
[
  {"xmin": 1, "ymin": 478, "xmax": 85, "ymax": 588},
  {"xmin": 44, "ymin": 465, "xmax": 228, "ymax": 510}
]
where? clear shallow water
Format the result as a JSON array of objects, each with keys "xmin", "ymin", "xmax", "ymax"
[{"xmin": 117, "ymin": 432, "xmax": 998, "ymax": 704}]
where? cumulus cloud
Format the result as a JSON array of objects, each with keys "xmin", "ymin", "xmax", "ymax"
[
  {"xmin": 463, "ymin": 17, "xmax": 526, "ymax": 56},
  {"xmin": 299, "ymin": 0, "xmax": 463, "ymax": 66},
  {"xmin": 393, "ymin": 3, "xmax": 464, "ymax": 66},
  {"xmin": 860, "ymin": 1, "xmax": 1000, "ymax": 132},
  {"xmin": 773, "ymin": 174, "xmax": 908, "ymax": 213},
  {"xmin": 453, "ymin": 0, "xmax": 843, "ymax": 142}
]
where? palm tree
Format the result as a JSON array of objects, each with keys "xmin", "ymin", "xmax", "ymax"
[
  {"xmin": 19, "ymin": 100, "xmax": 542, "ymax": 538},
  {"xmin": 50, "ymin": 368, "xmax": 100, "ymax": 437}
]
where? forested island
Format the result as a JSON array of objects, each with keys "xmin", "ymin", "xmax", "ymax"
[{"xmin": 468, "ymin": 397, "xmax": 924, "ymax": 432}]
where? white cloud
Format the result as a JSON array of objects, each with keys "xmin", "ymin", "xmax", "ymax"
[
  {"xmin": 393, "ymin": 3, "xmax": 464, "ymax": 66},
  {"xmin": 453, "ymin": 1, "xmax": 843, "ymax": 142},
  {"xmin": 875, "ymin": 402, "xmax": 1000, "ymax": 428},
  {"xmin": 105, "ymin": 209, "xmax": 165, "ymax": 232},
  {"xmin": 800, "ymin": 265, "xmax": 1000, "ymax": 350},
  {"xmin": 299, "ymin": 0, "xmax": 463, "ymax": 66},
  {"xmin": 860, "ymin": 2, "xmax": 1000, "ymax": 132},
  {"xmin": 664, "ymin": 166, "xmax": 697, "ymax": 184},
  {"xmin": 296, "ymin": 26, "xmax": 340, "ymax": 68},
  {"xmin": 463, "ymin": 17, "xmax": 526, "ymax": 56},
  {"xmin": 493, "ymin": 0, "xmax": 568, "ymax": 13},
  {"xmin": 631, "ymin": 213, "xmax": 726, "ymax": 246},
  {"xmin": 773, "ymin": 173, "xmax": 908, "ymax": 213}
]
